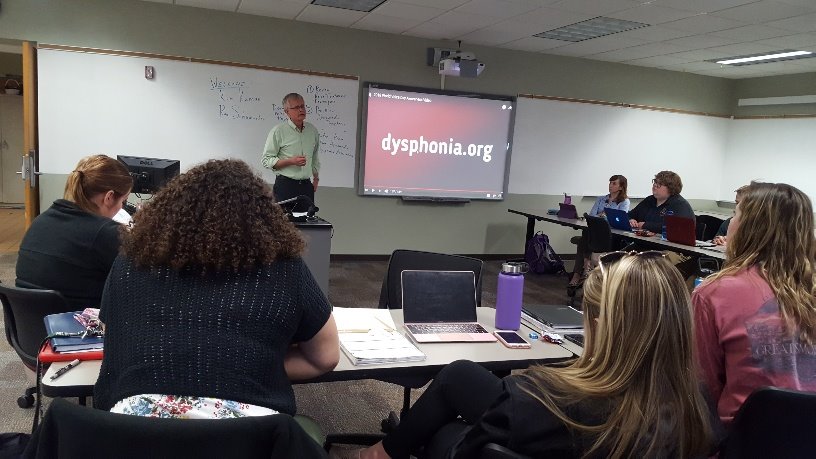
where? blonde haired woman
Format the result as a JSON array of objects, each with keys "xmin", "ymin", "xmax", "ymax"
[
  {"xmin": 360, "ymin": 253, "xmax": 714, "ymax": 459},
  {"xmin": 693, "ymin": 182, "xmax": 816, "ymax": 424},
  {"xmin": 16, "ymin": 154, "xmax": 132, "ymax": 309}
]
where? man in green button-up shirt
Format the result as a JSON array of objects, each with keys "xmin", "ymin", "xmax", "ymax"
[{"xmin": 262, "ymin": 93, "xmax": 320, "ymax": 211}]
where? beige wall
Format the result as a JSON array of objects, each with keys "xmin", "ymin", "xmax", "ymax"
[{"xmin": 0, "ymin": 0, "xmax": 804, "ymax": 255}]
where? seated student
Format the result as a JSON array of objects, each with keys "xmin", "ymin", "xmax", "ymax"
[
  {"xmin": 569, "ymin": 174, "xmax": 630, "ymax": 286},
  {"xmin": 94, "ymin": 159, "xmax": 339, "ymax": 418},
  {"xmin": 693, "ymin": 182, "xmax": 816, "ymax": 425},
  {"xmin": 712, "ymin": 185, "xmax": 747, "ymax": 246},
  {"xmin": 15, "ymin": 154, "xmax": 132, "ymax": 309},
  {"xmin": 359, "ymin": 252, "xmax": 714, "ymax": 459},
  {"xmin": 628, "ymin": 170, "xmax": 694, "ymax": 233}
]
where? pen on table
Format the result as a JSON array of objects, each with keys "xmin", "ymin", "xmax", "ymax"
[{"xmin": 50, "ymin": 359, "xmax": 81, "ymax": 381}]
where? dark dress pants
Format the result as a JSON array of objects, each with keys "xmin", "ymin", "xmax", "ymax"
[{"xmin": 381, "ymin": 360, "xmax": 504, "ymax": 459}]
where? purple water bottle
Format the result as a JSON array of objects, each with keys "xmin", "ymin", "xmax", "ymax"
[{"xmin": 495, "ymin": 262, "xmax": 527, "ymax": 330}]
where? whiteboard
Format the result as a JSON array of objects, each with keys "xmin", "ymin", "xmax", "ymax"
[
  {"xmin": 509, "ymin": 97, "xmax": 730, "ymax": 200},
  {"xmin": 724, "ymin": 118, "xmax": 816, "ymax": 203},
  {"xmin": 38, "ymin": 48, "xmax": 359, "ymax": 188}
]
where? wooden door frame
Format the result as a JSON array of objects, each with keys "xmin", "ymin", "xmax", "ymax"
[{"xmin": 22, "ymin": 41, "xmax": 39, "ymax": 227}]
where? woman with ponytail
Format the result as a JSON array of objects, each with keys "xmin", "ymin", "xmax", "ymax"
[{"xmin": 16, "ymin": 154, "xmax": 132, "ymax": 309}]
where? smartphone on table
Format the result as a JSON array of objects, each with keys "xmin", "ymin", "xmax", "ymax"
[{"xmin": 493, "ymin": 330, "xmax": 531, "ymax": 349}]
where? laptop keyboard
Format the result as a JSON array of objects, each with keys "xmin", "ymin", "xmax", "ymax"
[{"xmin": 406, "ymin": 323, "xmax": 489, "ymax": 334}]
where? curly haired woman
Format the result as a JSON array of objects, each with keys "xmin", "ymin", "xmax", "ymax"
[{"xmin": 94, "ymin": 159, "xmax": 339, "ymax": 421}]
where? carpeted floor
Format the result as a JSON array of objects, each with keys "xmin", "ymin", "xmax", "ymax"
[{"xmin": 1, "ymin": 254, "xmax": 575, "ymax": 438}]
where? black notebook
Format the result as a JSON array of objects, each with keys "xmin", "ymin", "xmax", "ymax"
[{"xmin": 521, "ymin": 304, "xmax": 584, "ymax": 332}]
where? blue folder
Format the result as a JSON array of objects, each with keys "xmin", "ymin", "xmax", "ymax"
[{"xmin": 43, "ymin": 312, "xmax": 104, "ymax": 353}]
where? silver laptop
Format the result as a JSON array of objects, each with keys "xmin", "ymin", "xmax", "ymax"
[{"xmin": 401, "ymin": 270, "xmax": 497, "ymax": 343}]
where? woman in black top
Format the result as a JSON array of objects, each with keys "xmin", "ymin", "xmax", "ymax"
[
  {"xmin": 360, "ymin": 253, "xmax": 715, "ymax": 459},
  {"xmin": 15, "ymin": 154, "xmax": 133, "ymax": 309},
  {"xmin": 628, "ymin": 170, "xmax": 695, "ymax": 233}
]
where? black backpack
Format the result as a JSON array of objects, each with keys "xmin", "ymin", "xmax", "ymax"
[{"xmin": 525, "ymin": 232, "xmax": 565, "ymax": 275}]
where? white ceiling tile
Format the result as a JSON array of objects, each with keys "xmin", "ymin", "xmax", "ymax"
[
  {"xmin": 608, "ymin": 4, "xmax": 698, "ymax": 25},
  {"xmin": 754, "ymin": 32, "xmax": 816, "ymax": 48},
  {"xmin": 454, "ymin": 0, "xmax": 541, "ymax": 19},
  {"xmin": 542, "ymin": 35, "xmax": 647, "ymax": 55},
  {"xmin": 177, "ymin": 0, "xmax": 239, "ymax": 11},
  {"xmin": 710, "ymin": 24, "xmax": 795, "ymax": 41},
  {"xmin": 296, "ymin": 4, "xmax": 367, "ymax": 27},
  {"xmin": 625, "ymin": 54, "xmax": 692, "ymax": 66},
  {"xmin": 402, "ymin": 21, "xmax": 469, "ymax": 39},
  {"xmin": 514, "ymin": 7, "xmax": 594, "ymax": 30},
  {"xmin": 662, "ymin": 34, "xmax": 739, "ymax": 51},
  {"xmin": 351, "ymin": 13, "xmax": 423, "ymax": 33},
  {"xmin": 766, "ymin": 12, "xmax": 816, "ymax": 33},
  {"xmin": 655, "ymin": 0, "xmax": 758, "ymax": 14},
  {"xmin": 487, "ymin": 16, "xmax": 566, "ymax": 36},
  {"xmin": 589, "ymin": 41, "xmax": 688, "ymax": 60},
  {"xmin": 709, "ymin": 1, "xmax": 814, "ymax": 23},
  {"xmin": 549, "ymin": 0, "xmax": 642, "ymax": 16},
  {"xmin": 499, "ymin": 36, "xmax": 566, "ymax": 51},
  {"xmin": 668, "ymin": 48, "xmax": 735, "ymax": 62},
  {"xmin": 238, "ymin": 0, "xmax": 308, "ymax": 19},
  {"xmin": 705, "ymin": 42, "xmax": 784, "ymax": 56},
  {"xmin": 373, "ymin": 1, "xmax": 447, "ymax": 21},
  {"xmin": 456, "ymin": 25, "xmax": 535, "ymax": 45},
  {"xmin": 662, "ymin": 14, "xmax": 748, "ymax": 34},
  {"xmin": 397, "ymin": 0, "xmax": 470, "ymax": 9},
  {"xmin": 431, "ymin": 10, "xmax": 504, "ymax": 31},
  {"xmin": 614, "ymin": 25, "xmax": 694, "ymax": 41}
]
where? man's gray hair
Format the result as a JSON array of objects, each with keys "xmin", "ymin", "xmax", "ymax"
[{"xmin": 282, "ymin": 93, "xmax": 303, "ymax": 107}]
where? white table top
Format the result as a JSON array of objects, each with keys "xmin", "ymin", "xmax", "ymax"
[{"xmin": 42, "ymin": 307, "xmax": 577, "ymax": 397}]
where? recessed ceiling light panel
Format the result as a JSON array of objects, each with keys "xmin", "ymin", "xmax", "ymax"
[
  {"xmin": 311, "ymin": 0, "xmax": 386, "ymax": 13},
  {"xmin": 535, "ymin": 17, "xmax": 649, "ymax": 42}
]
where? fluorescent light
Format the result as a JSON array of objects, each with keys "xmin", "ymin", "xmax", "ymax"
[{"xmin": 715, "ymin": 50, "xmax": 813, "ymax": 65}]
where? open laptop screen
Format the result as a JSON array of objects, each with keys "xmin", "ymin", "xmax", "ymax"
[{"xmin": 401, "ymin": 270, "xmax": 478, "ymax": 324}]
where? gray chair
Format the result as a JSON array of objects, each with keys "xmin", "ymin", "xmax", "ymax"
[{"xmin": 0, "ymin": 284, "xmax": 73, "ymax": 408}]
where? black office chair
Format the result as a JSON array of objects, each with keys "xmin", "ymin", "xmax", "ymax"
[
  {"xmin": 0, "ymin": 284, "xmax": 73, "ymax": 408},
  {"xmin": 719, "ymin": 386, "xmax": 816, "ymax": 459},
  {"xmin": 567, "ymin": 215, "xmax": 613, "ymax": 307},
  {"xmin": 326, "ymin": 250, "xmax": 484, "ymax": 448},
  {"xmin": 378, "ymin": 249, "xmax": 484, "ymax": 310},
  {"xmin": 23, "ymin": 398, "xmax": 327, "ymax": 459},
  {"xmin": 697, "ymin": 214, "xmax": 725, "ymax": 241},
  {"xmin": 480, "ymin": 443, "xmax": 532, "ymax": 459}
]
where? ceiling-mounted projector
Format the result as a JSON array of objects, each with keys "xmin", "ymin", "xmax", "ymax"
[{"xmin": 438, "ymin": 51, "xmax": 485, "ymax": 78}]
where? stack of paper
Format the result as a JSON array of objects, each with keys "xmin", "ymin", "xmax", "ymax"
[{"xmin": 333, "ymin": 307, "xmax": 425, "ymax": 366}]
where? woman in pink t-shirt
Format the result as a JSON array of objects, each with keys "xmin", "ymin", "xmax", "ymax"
[{"xmin": 692, "ymin": 182, "xmax": 816, "ymax": 425}]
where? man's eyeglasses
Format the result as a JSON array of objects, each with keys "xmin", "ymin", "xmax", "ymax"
[
  {"xmin": 652, "ymin": 179, "xmax": 665, "ymax": 187},
  {"xmin": 598, "ymin": 250, "xmax": 665, "ymax": 274},
  {"xmin": 286, "ymin": 104, "xmax": 307, "ymax": 111}
]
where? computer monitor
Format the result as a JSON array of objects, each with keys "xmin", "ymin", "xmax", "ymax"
[{"xmin": 117, "ymin": 156, "xmax": 180, "ymax": 194}]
